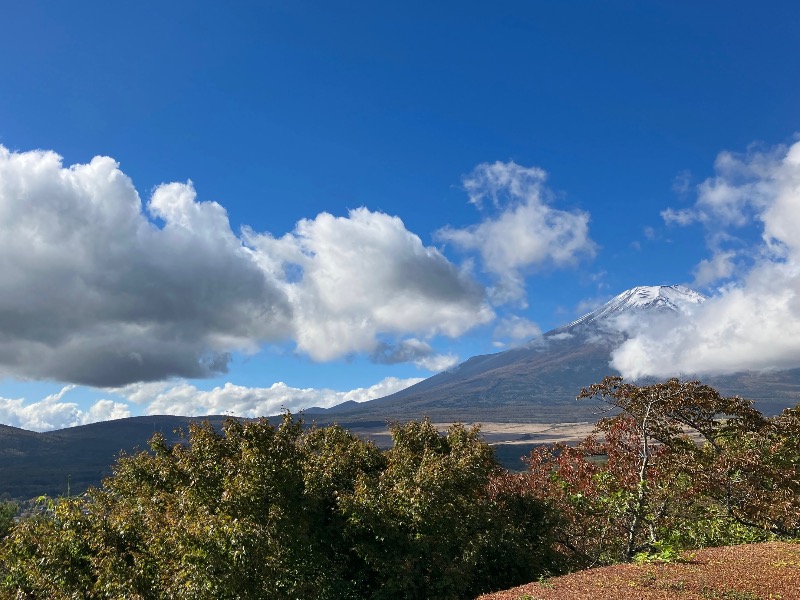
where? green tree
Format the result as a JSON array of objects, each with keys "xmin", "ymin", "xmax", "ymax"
[
  {"xmin": 0, "ymin": 502, "xmax": 15, "ymax": 540},
  {"xmin": 708, "ymin": 403, "xmax": 800, "ymax": 537},
  {"xmin": 341, "ymin": 420, "xmax": 560, "ymax": 599},
  {"xmin": 1, "ymin": 416, "xmax": 330, "ymax": 599},
  {"xmin": 0, "ymin": 415, "xmax": 560, "ymax": 599}
]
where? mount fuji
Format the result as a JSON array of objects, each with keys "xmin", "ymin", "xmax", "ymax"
[
  {"xmin": 3, "ymin": 285, "xmax": 799, "ymax": 498},
  {"xmin": 557, "ymin": 284, "xmax": 705, "ymax": 331},
  {"xmin": 312, "ymin": 285, "xmax": 800, "ymax": 424}
]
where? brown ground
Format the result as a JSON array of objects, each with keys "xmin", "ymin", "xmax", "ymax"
[
  {"xmin": 347, "ymin": 421, "xmax": 595, "ymax": 448},
  {"xmin": 477, "ymin": 542, "xmax": 800, "ymax": 600}
]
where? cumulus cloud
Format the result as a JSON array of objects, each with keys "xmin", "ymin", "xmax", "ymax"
[
  {"xmin": 105, "ymin": 381, "xmax": 175, "ymax": 405},
  {"xmin": 0, "ymin": 147, "xmax": 291, "ymax": 386},
  {"xmin": 662, "ymin": 143, "xmax": 790, "ymax": 231},
  {"xmin": 4, "ymin": 375, "xmax": 425, "ymax": 431},
  {"xmin": 126, "ymin": 376, "xmax": 423, "ymax": 417},
  {"xmin": 245, "ymin": 208, "xmax": 493, "ymax": 361},
  {"xmin": 614, "ymin": 140, "xmax": 800, "ymax": 378},
  {"xmin": 437, "ymin": 161, "xmax": 596, "ymax": 305},
  {"xmin": 0, "ymin": 386, "xmax": 130, "ymax": 431},
  {"xmin": 692, "ymin": 250, "xmax": 737, "ymax": 287},
  {"xmin": 0, "ymin": 146, "xmax": 493, "ymax": 386}
]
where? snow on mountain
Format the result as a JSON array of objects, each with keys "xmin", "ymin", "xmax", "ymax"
[{"xmin": 557, "ymin": 285, "xmax": 706, "ymax": 332}]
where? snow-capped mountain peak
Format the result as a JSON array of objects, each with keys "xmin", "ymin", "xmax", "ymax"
[
  {"xmin": 606, "ymin": 285, "xmax": 705, "ymax": 311},
  {"xmin": 559, "ymin": 285, "xmax": 706, "ymax": 332}
]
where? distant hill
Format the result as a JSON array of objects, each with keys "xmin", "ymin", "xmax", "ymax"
[
  {"xmin": 0, "ymin": 416, "xmax": 233, "ymax": 500},
  {"xmin": 0, "ymin": 415, "xmax": 385, "ymax": 499}
]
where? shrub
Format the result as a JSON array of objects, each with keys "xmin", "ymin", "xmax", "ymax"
[{"xmin": 0, "ymin": 416, "xmax": 560, "ymax": 599}]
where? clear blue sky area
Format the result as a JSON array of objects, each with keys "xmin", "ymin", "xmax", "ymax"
[{"xmin": 1, "ymin": 1, "xmax": 799, "ymax": 428}]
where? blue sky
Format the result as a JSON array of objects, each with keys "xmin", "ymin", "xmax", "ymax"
[{"xmin": 2, "ymin": 1, "xmax": 800, "ymax": 429}]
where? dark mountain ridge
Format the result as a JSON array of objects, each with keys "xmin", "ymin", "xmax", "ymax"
[{"xmin": 0, "ymin": 416, "xmax": 233, "ymax": 500}]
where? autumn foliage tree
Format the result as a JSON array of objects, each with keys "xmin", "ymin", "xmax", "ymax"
[{"xmin": 520, "ymin": 377, "xmax": 799, "ymax": 568}]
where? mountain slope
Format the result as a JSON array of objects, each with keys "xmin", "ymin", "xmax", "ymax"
[{"xmin": 319, "ymin": 285, "xmax": 799, "ymax": 423}]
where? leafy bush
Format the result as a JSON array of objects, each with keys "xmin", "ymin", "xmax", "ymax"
[
  {"xmin": 0, "ymin": 416, "xmax": 560, "ymax": 599},
  {"xmin": 0, "ymin": 502, "xmax": 15, "ymax": 540}
]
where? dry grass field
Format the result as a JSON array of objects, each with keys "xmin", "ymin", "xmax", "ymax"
[
  {"xmin": 477, "ymin": 542, "xmax": 800, "ymax": 600},
  {"xmin": 345, "ymin": 420, "xmax": 595, "ymax": 447}
]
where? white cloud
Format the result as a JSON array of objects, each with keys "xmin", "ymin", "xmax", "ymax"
[
  {"xmin": 692, "ymin": 250, "xmax": 737, "ymax": 287},
  {"xmin": 493, "ymin": 315, "xmax": 542, "ymax": 347},
  {"xmin": 0, "ymin": 147, "xmax": 291, "ymax": 386},
  {"xmin": 246, "ymin": 208, "xmax": 494, "ymax": 361},
  {"xmin": 614, "ymin": 140, "xmax": 800, "ymax": 378},
  {"xmin": 662, "ymin": 144, "xmax": 789, "ymax": 231},
  {"xmin": 134, "ymin": 376, "xmax": 424, "ymax": 417},
  {"xmin": 413, "ymin": 353, "xmax": 459, "ymax": 372},
  {"xmin": 0, "ymin": 386, "xmax": 130, "ymax": 431},
  {"xmin": 336, "ymin": 376, "xmax": 424, "ymax": 403},
  {"xmin": 462, "ymin": 161, "xmax": 548, "ymax": 208},
  {"xmin": 0, "ymin": 146, "xmax": 493, "ymax": 385},
  {"xmin": 661, "ymin": 207, "xmax": 696, "ymax": 226},
  {"xmin": 437, "ymin": 161, "xmax": 596, "ymax": 306},
  {"xmin": 547, "ymin": 332, "xmax": 573, "ymax": 341},
  {"xmin": 3, "ymin": 375, "xmax": 426, "ymax": 431},
  {"xmin": 105, "ymin": 381, "xmax": 175, "ymax": 405}
]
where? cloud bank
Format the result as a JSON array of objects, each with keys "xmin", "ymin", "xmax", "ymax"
[
  {"xmin": 114, "ymin": 376, "xmax": 423, "ymax": 420},
  {"xmin": 0, "ymin": 387, "xmax": 130, "ymax": 431},
  {"xmin": 1, "ymin": 376, "xmax": 423, "ymax": 431},
  {"xmin": 612, "ymin": 140, "xmax": 800, "ymax": 378},
  {"xmin": 0, "ymin": 146, "xmax": 492, "ymax": 386},
  {"xmin": 0, "ymin": 147, "xmax": 291, "ymax": 386}
]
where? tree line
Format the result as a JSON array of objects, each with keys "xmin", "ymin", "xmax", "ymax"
[{"xmin": 0, "ymin": 377, "xmax": 797, "ymax": 599}]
